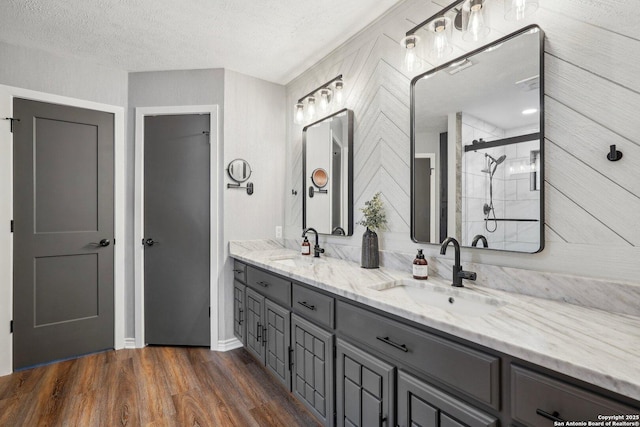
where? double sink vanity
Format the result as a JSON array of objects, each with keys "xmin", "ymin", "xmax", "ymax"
[{"xmin": 230, "ymin": 240, "xmax": 640, "ymax": 427}]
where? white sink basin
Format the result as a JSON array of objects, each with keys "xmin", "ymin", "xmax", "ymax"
[
  {"xmin": 269, "ymin": 254, "xmax": 325, "ymax": 268},
  {"xmin": 371, "ymin": 279, "xmax": 505, "ymax": 317}
]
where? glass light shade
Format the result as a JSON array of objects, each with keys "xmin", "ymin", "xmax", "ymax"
[
  {"xmin": 505, "ymin": 0, "xmax": 539, "ymax": 21},
  {"xmin": 334, "ymin": 80, "xmax": 344, "ymax": 104},
  {"xmin": 294, "ymin": 103, "xmax": 304, "ymax": 124},
  {"xmin": 462, "ymin": 0, "xmax": 490, "ymax": 42},
  {"xmin": 306, "ymin": 96, "xmax": 316, "ymax": 120},
  {"xmin": 427, "ymin": 17, "xmax": 453, "ymax": 60},
  {"xmin": 319, "ymin": 88, "xmax": 332, "ymax": 112},
  {"xmin": 400, "ymin": 35, "xmax": 423, "ymax": 72}
]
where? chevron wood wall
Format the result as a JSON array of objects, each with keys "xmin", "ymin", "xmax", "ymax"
[{"xmin": 285, "ymin": 0, "xmax": 640, "ymax": 283}]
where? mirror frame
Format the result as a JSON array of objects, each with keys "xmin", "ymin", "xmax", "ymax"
[
  {"xmin": 410, "ymin": 25, "xmax": 545, "ymax": 253},
  {"xmin": 302, "ymin": 108, "xmax": 354, "ymax": 236}
]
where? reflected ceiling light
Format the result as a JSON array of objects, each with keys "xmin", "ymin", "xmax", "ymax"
[
  {"xmin": 505, "ymin": 0, "xmax": 539, "ymax": 21},
  {"xmin": 522, "ymin": 108, "xmax": 538, "ymax": 115},
  {"xmin": 293, "ymin": 74, "xmax": 344, "ymax": 125}
]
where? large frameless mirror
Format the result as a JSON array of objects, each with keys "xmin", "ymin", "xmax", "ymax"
[
  {"xmin": 303, "ymin": 109, "xmax": 354, "ymax": 236},
  {"xmin": 411, "ymin": 25, "xmax": 544, "ymax": 253}
]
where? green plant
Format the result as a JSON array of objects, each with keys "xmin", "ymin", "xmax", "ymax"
[{"xmin": 357, "ymin": 192, "xmax": 387, "ymax": 232}]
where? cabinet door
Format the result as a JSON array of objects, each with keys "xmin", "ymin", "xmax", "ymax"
[
  {"xmin": 233, "ymin": 281, "xmax": 246, "ymax": 345},
  {"xmin": 336, "ymin": 338, "xmax": 394, "ymax": 427},
  {"xmin": 397, "ymin": 370, "xmax": 498, "ymax": 427},
  {"xmin": 292, "ymin": 314, "xmax": 334, "ymax": 427},
  {"xmin": 264, "ymin": 299, "xmax": 291, "ymax": 389},
  {"xmin": 245, "ymin": 287, "xmax": 265, "ymax": 362}
]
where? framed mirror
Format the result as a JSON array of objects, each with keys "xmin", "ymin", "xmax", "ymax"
[
  {"xmin": 303, "ymin": 109, "xmax": 354, "ymax": 236},
  {"xmin": 227, "ymin": 158, "xmax": 252, "ymax": 183},
  {"xmin": 411, "ymin": 25, "xmax": 544, "ymax": 253}
]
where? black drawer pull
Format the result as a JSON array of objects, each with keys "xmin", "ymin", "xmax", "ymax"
[
  {"xmin": 238, "ymin": 309, "xmax": 243, "ymax": 325},
  {"xmin": 536, "ymin": 409, "xmax": 565, "ymax": 422},
  {"xmin": 256, "ymin": 322, "xmax": 262, "ymax": 342},
  {"xmin": 376, "ymin": 336, "xmax": 409, "ymax": 352},
  {"xmin": 297, "ymin": 301, "xmax": 316, "ymax": 311},
  {"xmin": 257, "ymin": 281, "xmax": 269, "ymax": 287},
  {"xmin": 233, "ymin": 269, "xmax": 244, "ymax": 274}
]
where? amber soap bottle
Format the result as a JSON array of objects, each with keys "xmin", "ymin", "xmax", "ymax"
[{"xmin": 413, "ymin": 249, "xmax": 428, "ymax": 280}]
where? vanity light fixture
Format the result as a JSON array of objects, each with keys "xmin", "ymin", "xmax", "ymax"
[
  {"xmin": 293, "ymin": 74, "xmax": 344, "ymax": 125},
  {"xmin": 401, "ymin": 0, "xmax": 538, "ymax": 72},
  {"xmin": 505, "ymin": 0, "xmax": 539, "ymax": 21}
]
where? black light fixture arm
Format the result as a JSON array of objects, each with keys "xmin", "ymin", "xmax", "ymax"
[
  {"xmin": 297, "ymin": 74, "xmax": 343, "ymax": 104},
  {"xmin": 405, "ymin": 0, "xmax": 465, "ymax": 36}
]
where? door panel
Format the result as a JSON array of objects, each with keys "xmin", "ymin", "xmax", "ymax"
[
  {"xmin": 144, "ymin": 114, "xmax": 210, "ymax": 346},
  {"xmin": 13, "ymin": 98, "xmax": 114, "ymax": 369},
  {"xmin": 245, "ymin": 288, "xmax": 265, "ymax": 362},
  {"xmin": 233, "ymin": 281, "xmax": 246, "ymax": 344},
  {"xmin": 264, "ymin": 299, "xmax": 290, "ymax": 388}
]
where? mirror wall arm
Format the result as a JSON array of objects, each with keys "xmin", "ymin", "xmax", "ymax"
[{"xmin": 227, "ymin": 182, "xmax": 254, "ymax": 195}]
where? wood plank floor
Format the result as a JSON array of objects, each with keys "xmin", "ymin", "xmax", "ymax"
[{"xmin": 0, "ymin": 346, "xmax": 321, "ymax": 427}]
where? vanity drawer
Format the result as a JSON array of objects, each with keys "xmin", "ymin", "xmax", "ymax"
[
  {"xmin": 292, "ymin": 283, "xmax": 334, "ymax": 329},
  {"xmin": 246, "ymin": 266, "xmax": 291, "ymax": 306},
  {"xmin": 233, "ymin": 260, "xmax": 247, "ymax": 284},
  {"xmin": 511, "ymin": 365, "xmax": 638, "ymax": 426},
  {"xmin": 336, "ymin": 300, "xmax": 500, "ymax": 409}
]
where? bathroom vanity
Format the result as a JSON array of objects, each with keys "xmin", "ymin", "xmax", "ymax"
[{"xmin": 230, "ymin": 241, "xmax": 640, "ymax": 427}]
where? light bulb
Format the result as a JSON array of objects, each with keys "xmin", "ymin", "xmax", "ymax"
[
  {"xmin": 294, "ymin": 103, "xmax": 304, "ymax": 124},
  {"xmin": 400, "ymin": 35, "xmax": 421, "ymax": 72},
  {"xmin": 505, "ymin": 0, "xmax": 538, "ymax": 21},
  {"xmin": 306, "ymin": 96, "xmax": 316, "ymax": 120},
  {"xmin": 319, "ymin": 88, "xmax": 331, "ymax": 113},
  {"xmin": 463, "ymin": 0, "xmax": 490, "ymax": 42},
  {"xmin": 334, "ymin": 80, "xmax": 344, "ymax": 104},
  {"xmin": 430, "ymin": 18, "xmax": 452, "ymax": 60}
]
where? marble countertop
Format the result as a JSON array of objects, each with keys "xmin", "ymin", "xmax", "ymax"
[{"xmin": 229, "ymin": 240, "xmax": 640, "ymax": 402}]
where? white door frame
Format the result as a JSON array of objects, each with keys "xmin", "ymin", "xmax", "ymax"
[
  {"xmin": 0, "ymin": 84, "xmax": 126, "ymax": 376},
  {"xmin": 134, "ymin": 105, "xmax": 222, "ymax": 350}
]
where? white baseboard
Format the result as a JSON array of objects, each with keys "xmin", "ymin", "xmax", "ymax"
[
  {"xmin": 215, "ymin": 337, "xmax": 243, "ymax": 352},
  {"xmin": 124, "ymin": 338, "xmax": 138, "ymax": 349}
]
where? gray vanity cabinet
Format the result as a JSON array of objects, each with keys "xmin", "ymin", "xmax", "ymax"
[
  {"xmin": 244, "ymin": 287, "xmax": 292, "ymax": 389},
  {"xmin": 264, "ymin": 298, "xmax": 291, "ymax": 388},
  {"xmin": 291, "ymin": 313, "xmax": 334, "ymax": 427},
  {"xmin": 397, "ymin": 370, "xmax": 498, "ymax": 427},
  {"xmin": 245, "ymin": 287, "xmax": 265, "ymax": 362},
  {"xmin": 233, "ymin": 281, "xmax": 246, "ymax": 344},
  {"xmin": 336, "ymin": 338, "xmax": 395, "ymax": 427}
]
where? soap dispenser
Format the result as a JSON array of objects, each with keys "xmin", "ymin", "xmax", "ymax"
[
  {"xmin": 413, "ymin": 249, "xmax": 428, "ymax": 280},
  {"xmin": 301, "ymin": 236, "xmax": 311, "ymax": 256}
]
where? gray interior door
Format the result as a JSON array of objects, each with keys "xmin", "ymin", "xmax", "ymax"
[
  {"xmin": 144, "ymin": 114, "xmax": 210, "ymax": 346},
  {"xmin": 13, "ymin": 98, "xmax": 115, "ymax": 370}
]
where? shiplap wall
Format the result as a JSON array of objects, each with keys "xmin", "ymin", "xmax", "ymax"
[{"xmin": 285, "ymin": 0, "xmax": 640, "ymax": 284}]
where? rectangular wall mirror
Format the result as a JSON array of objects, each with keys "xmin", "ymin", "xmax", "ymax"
[
  {"xmin": 411, "ymin": 25, "xmax": 544, "ymax": 253},
  {"xmin": 303, "ymin": 109, "xmax": 354, "ymax": 235}
]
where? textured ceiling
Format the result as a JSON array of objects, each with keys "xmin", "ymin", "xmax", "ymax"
[{"xmin": 0, "ymin": 0, "xmax": 402, "ymax": 84}]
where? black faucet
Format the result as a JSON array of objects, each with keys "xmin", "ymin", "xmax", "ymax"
[
  {"xmin": 471, "ymin": 234, "xmax": 488, "ymax": 248},
  {"xmin": 302, "ymin": 228, "xmax": 325, "ymax": 258},
  {"xmin": 440, "ymin": 237, "xmax": 477, "ymax": 287}
]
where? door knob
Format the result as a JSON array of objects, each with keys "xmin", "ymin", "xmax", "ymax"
[
  {"xmin": 144, "ymin": 238, "xmax": 158, "ymax": 246},
  {"xmin": 99, "ymin": 239, "xmax": 110, "ymax": 247}
]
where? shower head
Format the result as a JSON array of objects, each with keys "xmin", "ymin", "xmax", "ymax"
[{"xmin": 494, "ymin": 154, "xmax": 507, "ymax": 166}]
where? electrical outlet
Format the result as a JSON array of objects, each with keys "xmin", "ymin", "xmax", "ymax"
[{"xmin": 275, "ymin": 226, "xmax": 282, "ymax": 238}]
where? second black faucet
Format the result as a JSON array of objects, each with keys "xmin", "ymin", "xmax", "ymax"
[{"xmin": 440, "ymin": 237, "xmax": 477, "ymax": 287}]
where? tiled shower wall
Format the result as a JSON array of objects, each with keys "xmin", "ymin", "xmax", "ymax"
[{"xmin": 285, "ymin": 0, "xmax": 640, "ymax": 284}]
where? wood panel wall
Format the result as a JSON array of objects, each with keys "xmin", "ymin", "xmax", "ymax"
[{"xmin": 285, "ymin": 0, "xmax": 640, "ymax": 283}]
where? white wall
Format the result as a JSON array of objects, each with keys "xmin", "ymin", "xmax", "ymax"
[
  {"xmin": 0, "ymin": 41, "xmax": 128, "ymax": 375},
  {"xmin": 222, "ymin": 69, "xmax": 286, "ymax": 340},
  {"xmin": 285, "ymin": 0, "xmax": 640, "ymax": 284}
]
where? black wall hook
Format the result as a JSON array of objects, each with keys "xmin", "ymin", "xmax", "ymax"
[{"xmin": 607, "ymin": 145, "xmax": 623, "ymax": 161}]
